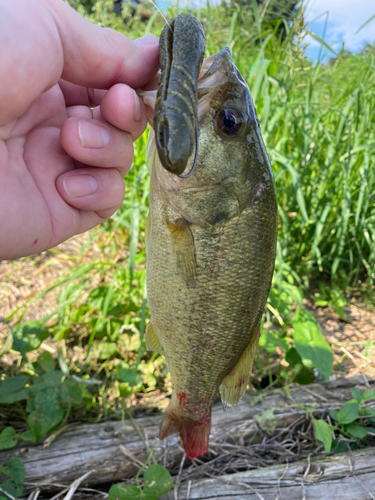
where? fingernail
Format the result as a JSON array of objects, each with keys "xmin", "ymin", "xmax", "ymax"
[
  {"xmin": 63, "ymin": 174, "xmax": 99, "ymax": 198},
  {"xmin": 134, "ymin": 34, "xmax": 159, "ymax": 46},
  {"xmin": 133, "ymin": 90, "xmax": 142, "ymax": 122},
  {"xmin": 78, "ymin": 120, "xmax": 111, "ymax": 148}
]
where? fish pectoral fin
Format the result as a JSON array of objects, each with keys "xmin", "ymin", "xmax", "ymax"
[
  {"xmin": 145, "ymin": 318, "xmax": 163, "ymax": 355},
  {"xmin": 167, "ymin": 218, "xmax": 196, "ymax": 284},
  {"xmin": 145, "ymin": 213, "xmax": 151, "ymax": 256},
  {"xmin": 220, "ymin": 328, "xmax": 259, "ymax": 410}
]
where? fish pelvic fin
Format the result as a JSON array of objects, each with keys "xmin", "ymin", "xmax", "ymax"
[
  {"xmin": 160, "ymin": 396, "xmax": 211, "ymax": 458},
  {"xmin": 145, "ymin": 318, "xmax": 163, "ymax": 356},
  {"xmin": 166, "ymin": 218, "xmax": 196, "ymax": 285},
  {"xmin": 220, "ymin": 328, "xmax": 259, "ymax": 410}
]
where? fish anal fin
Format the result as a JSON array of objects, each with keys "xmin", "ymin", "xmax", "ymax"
[
  {"xmin": 220, "ymin": 329, "xmax": 259, "ymax": 409},
  {"xmin": 145, "ymin": 318, "xmax": 163, "ymax": 355},
  {"xmin": 167, "ymin": 218, "xmax": 196, "ymax": 284}
]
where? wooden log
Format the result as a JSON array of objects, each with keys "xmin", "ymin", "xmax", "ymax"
[
  {"xmin": 163, "ymin": 446, "xmax": 375, "ymax": 500},
  {"xmin": 0, "ymin": 376, "xmax": 373, "ymax": 491}
]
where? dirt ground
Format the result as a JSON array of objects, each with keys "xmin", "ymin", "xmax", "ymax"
[{"xmin": 1, "ymin": 233, "xmax": 375, "ymax": 381}]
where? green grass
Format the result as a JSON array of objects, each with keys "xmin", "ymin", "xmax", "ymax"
[{"xmin": 1, "ymin": 0, "xmax": 375, "ymax": 450}]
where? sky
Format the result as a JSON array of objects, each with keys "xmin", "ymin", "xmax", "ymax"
[{"xmin": 304, "ymin": 0, "xmax": 375, "ymax": 61}]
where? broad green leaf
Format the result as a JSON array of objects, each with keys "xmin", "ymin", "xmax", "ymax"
[
  {"xmin": 63, "ymin": 379, "xmax": 84, "ymax": 405},
  {"xmin": 0, "ymin": 480, "xmax": 24, "ymax": 499},
  {"xmin": 285, "ymin": 347, "xmax": 302, "ymax": 367},
  {"xmin": 347, "ymin": 425, "xmax": 367, "ymax": 439},
  {"xmin": 19, "ymin": 429, "xmax": 38, "ymax": 443},
  {"xmin": 259, "ymin": 329, "xmax": 288, "ymax": 354},
  {"xmin": 337, "ymin": 402, "xmax": 359, "ymax": 425},
  {"xmin": 363, "ymin": 407, "xmax": 375, "ymax": 418},
  {"xmin": 143, "ymin": 464, "xmax": 173, "ymax": 498},
  {"xmin": 314, "ymin": 419, "xmax": 332, "ymax": 452},
  {"xmin": 364, "ymin": 390, "xmax": 375, "ymax": 401},
  {"xmin": 0, "ymin": 428, "xmax": 18, "ymax": 450},
  {"xmin": 108, "ymin": 483, "xmax": 142, "ymax": 500},
  {"xmin": 292, "ymin": 309, "xmax": 333, "ymax": 379},
  {"xmin": 12, "ymin": 320, "xmax": 49, "ymax": 356},
  {"xmin": 0, "ymin": 458, "xmax": 25, "ymax": 484},
  {"xmin": 0, "ymin": 376, "xmax": 28, "ymax": 404},
  {"xmin": 329, "ymin": 409, "xmax": 339, "ymax": 422},
  {"xmin": 116, "ymin": 363, "xmax": 141, "ymax": 387},
  {"xmin": 27, "ymin": 372, "xmax": 65, "ymax": 439},
  {"xmin": 97, "ymin": 341, "xmax": 117, "ymax": 360},
  {"xmin": 36, "ymin": 352, "xmax": 55, "ymax": 373},
  {"xmin": 351, "ymin": 388, "xmax": 364, "ymax": 403}
]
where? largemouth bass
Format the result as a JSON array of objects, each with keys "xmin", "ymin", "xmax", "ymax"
[{"xmin": 140, "ymin": 14, "xmax": 277, "ymax": 458}]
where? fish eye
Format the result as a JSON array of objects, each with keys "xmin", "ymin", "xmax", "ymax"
[{"xmin": 217, "ymin": 109, "xmax": 243, "ymax": 136}]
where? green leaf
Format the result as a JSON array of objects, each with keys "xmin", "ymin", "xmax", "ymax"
[
  {"xmin": 108, "ymin": 483, "xmax": 142, "ymax": 500},
  {"xmin": 0, "ymin": 376, "xmax": 28, "ymax": 404},
  {"xmin": 12, "ymin": 320, "xmax": 49, "ymax": 356},
  {"xmin": 0, "ymin": 480, "xmax": 24, "ymax": 499},
  {"xmin": 0, "ymin": 458, "xmax": 25, "ymax": 484},
  {"xmin": 337, "ymin": 402, "xmax": 359, "ymax": 425},
  {"xmin": 63, "ymin": 379, "xmax": 84, "ymax": 405},
  {"xmin": 305, "ymin": 30, "xmax": 337, "ymax": 55},
  {"xmin": 36, "ymin": 352, "xmax": 55, "ymax": 373},
  {"xmin": 363, "ymin": 407, "xmax": 375, "ymax": 418},
  {"xmin": 144, "ymin": 464, "xmax": 173, "ymax": 498},
  {"xmin": 285, "ymin": 347, "xmax": 302, "ymax": 367},
  {"xmin": 355, "ymin": 13, "xmax": 375, "ymax": 34},
  {"xmin": 0, "ymin": 428, "xmax": 18, "ymax": 450},
  {"xmin": 292, "ymin": 309, "xmax": 333, "ymax": 379},
  {"xmin": 27, "ymin": 372, "xmax": 65, "ymax": 440},
  {"xmin": 259, "ymin": 329, "xmax": 288, "ymax": 354},
  {"xmin": 116, "ymin": 363, "xmax": 141, "ymax": 387},
  {"xmin": 97, "ymin": 341, "xmax": 118, "ymax": 360},
  {"xmin": 294, "ymin": 365, "xmax": 315, "ymax": 385},
  {"xmin": 347, "ymin": 425, "xmax": 367, "ymax": 439},
  {"xmin": 329, "ymin": 409, "xmax": 339, "ymax": 422},
  {"xmin": 351, "ymin": 388, "xmax": 364, "ymax": 403},
  {"xmin": 313, "ymin": 419, "xmax": 332, "ymax": 452},
  {"xmin": 19, "ymin": 429, "xmax": 38, "ymax": 443},
  {"xmin": 364, "ymin": 390, "xmax": 375, "ymax": 401}
]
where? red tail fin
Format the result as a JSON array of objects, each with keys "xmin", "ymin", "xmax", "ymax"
[{"xmin": 159, "ymin": 399, "xmax": 211, "ymax": 458}]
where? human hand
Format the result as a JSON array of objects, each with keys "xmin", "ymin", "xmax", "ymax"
[{"xmin": 0, "ymin": 0, "xmax": 159, "ymax": 260}]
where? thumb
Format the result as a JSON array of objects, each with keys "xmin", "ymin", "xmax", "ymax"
[
  {"xmin": 0, "ymin": 0, "xmax": 159, "ymax": 125},
  {"xmin": 51, "ymin": 0, "xmax": 160, "ymax": 89}
]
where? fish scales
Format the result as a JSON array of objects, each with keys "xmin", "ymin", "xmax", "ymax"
[{"xmin": 141, "ymin": 16, "xmax": 277, "ymax": 458}]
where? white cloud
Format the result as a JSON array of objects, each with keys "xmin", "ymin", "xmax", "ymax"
[{"xmin": 305, "ymin": 0, "xmax": 375, "ymax": 52}]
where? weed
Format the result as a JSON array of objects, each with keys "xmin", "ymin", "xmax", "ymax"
[{"xmin": 313, "ymin": 388, "xmax": 375, "ymax": 453}]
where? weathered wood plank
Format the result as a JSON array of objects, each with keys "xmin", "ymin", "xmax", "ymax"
[
  {"xmin": 0, "ymin": 376, "xmax": 373, "ymax": 491},
  {"xmin": 163, "ymin": 447, "xmax": 375, "ymax": 499}
]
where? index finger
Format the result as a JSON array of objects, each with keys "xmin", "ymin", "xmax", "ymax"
[{"xmin": 52, "ymin": 1, "xmax": 160, "ymax": 89}]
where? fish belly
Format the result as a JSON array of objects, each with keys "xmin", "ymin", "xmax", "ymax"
[{"xmin": 146, "ymin": 183, "xmax": 276, "ymax": 457}]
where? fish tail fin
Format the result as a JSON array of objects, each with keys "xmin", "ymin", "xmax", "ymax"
[
  {"xmin": 159, "ymin": 397, "xmax": 211, "ymax": 458},
  {"xmin": 220, "ymin": 328, "xmax": 259, "ymax": 409},
  {"xmin": 179, "ymin": 419, "xmax": 211, "ymax": 458}
]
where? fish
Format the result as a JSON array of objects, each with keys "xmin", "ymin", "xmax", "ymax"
[{"xmin": 139, "ymin": 14, "xmax": 278, "ymax": 459}]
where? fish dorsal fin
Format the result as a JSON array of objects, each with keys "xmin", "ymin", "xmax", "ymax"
[
  {"xmin": 145, "ymin": 317, "xmax": 163, "ymax": 356},
  {"xmin": 166, "ymin": 218, "xmax": 197, "ymax": 285},
  {"xmin": 220, "ymin": 328, "xmax": 259, "ymax": 409}
]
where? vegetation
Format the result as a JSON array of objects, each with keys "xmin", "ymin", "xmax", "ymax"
[{"xmin": 0, "ymin": 0, "xmax": 374, "ymax": 497}]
